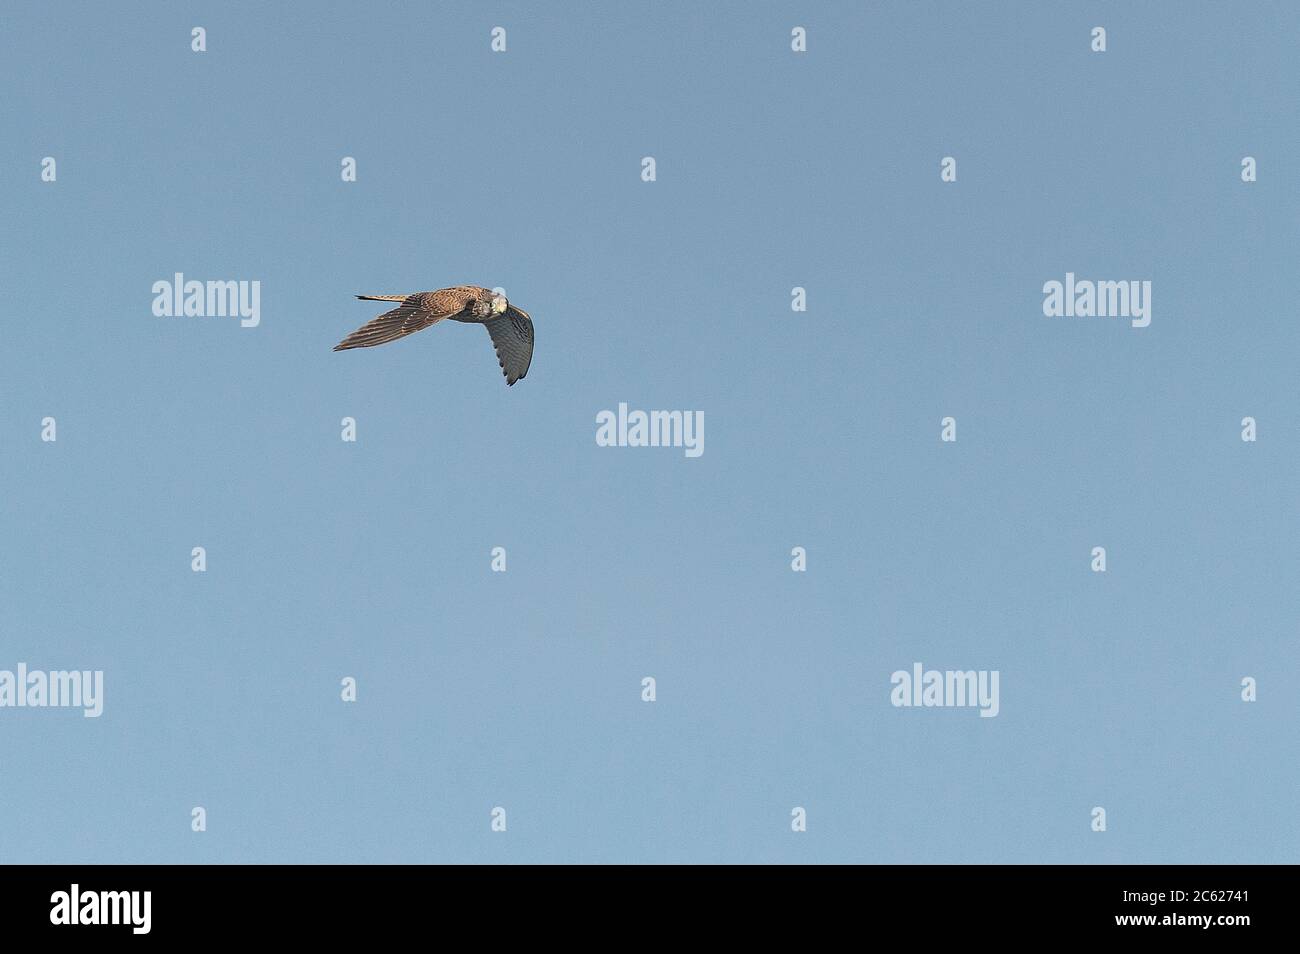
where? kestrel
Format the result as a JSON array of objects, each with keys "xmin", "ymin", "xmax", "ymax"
[{"xmin": 333, "ymin": 285, "xmax": 534, "ymax": 386}]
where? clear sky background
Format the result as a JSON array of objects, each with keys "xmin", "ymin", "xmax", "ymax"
[{"xmin": 2, "ymin": 2, "xmax": 1297, "ymax": 863}]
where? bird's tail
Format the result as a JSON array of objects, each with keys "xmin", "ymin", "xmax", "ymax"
[{"xmin": 355, "ymin": 294, "xmax": 407, "ymax": 302}]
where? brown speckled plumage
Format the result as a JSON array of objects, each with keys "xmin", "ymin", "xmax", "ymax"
[{"xmin": 334, "ymin": 285, "xmax": 534, "ymax": 386}]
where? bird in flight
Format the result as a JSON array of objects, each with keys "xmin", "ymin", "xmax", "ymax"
[{"xmin": 333, "ymin": 285, "xmax": 534, "ymax": 386}]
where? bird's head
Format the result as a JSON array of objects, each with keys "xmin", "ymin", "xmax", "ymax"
[{"xmin": 491, "ymin": 294, "xmax": 509, "ymax": 316}]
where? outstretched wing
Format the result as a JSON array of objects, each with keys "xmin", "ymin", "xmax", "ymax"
[
  {"xmin": 484, "ymin": 305, "xmax": 534, "ymax": 385},
  {"xmin": 333, "ymin": 289, "xmax": 472, "ymax": 351}
]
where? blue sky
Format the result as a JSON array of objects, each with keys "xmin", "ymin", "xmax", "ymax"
[{"xmin": 1, "ymin": 2, "xmax": 1296, "ymax": 863}]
